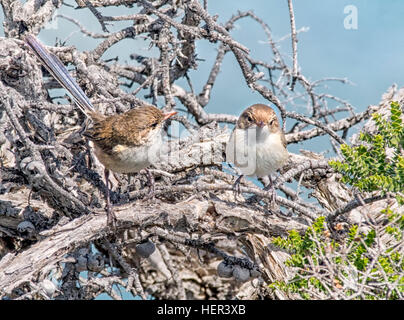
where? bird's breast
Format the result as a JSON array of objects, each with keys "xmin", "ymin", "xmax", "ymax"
[
  {"xmin": 226, "ymin": 128, "xmax": 288, "ymax": 177},
  {"xmin": 93, "ymin": 128, "xmax": 163, "ymax": 174}
]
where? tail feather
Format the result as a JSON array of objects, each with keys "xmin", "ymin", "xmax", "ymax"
[{"xmin": 25, "ymin": 34, "xmax": 95, "ymax": 116}]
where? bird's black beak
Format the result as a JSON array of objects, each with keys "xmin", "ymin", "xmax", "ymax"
[{"xmin": 257, "ymin": 121, "xmax": 265, "ymax": 128}]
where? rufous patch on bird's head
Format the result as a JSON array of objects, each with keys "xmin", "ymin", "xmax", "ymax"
[{"xmin": 237, "ymin": 104, "xmax": 280, "ymax": 132}]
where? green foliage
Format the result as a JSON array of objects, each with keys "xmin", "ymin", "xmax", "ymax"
[
  {"xmin": 329, "ymin": 101, "xmax": 404, "ymax": 203},
  {"xmin": 271, "ymin": 102, "xmax": 404, "ymax": 299},
  {"xmin": 271, "ymin": 217, "xmax": 404, "ymax": 299},
  {"xmin": 272, "ymin": 216, "xmax": 334, "ymax": 269},
  {"xmin": 271, "ymin": 217, "xmax": 338, "ymax": 298}
]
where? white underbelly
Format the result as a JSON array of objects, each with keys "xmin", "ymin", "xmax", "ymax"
[
  {"xmin": 93, "ymin": 133, "xmax": 163, "ymax": 174},
  {"xmin": 226, "ymin": 128, "xmax": 288, "ymax": 177}
]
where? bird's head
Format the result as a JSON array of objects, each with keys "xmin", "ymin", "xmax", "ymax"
[{"xmin": 237, "ymin": 104, "xmax": 280, "ymax": 133}]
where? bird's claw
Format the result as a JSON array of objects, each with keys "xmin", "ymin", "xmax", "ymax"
[
  {"xmin": 106, "ymin": 203, "xmax": 117, "ymax": 229},
  {"xmin": 142, "ymin": 169, "xmax": 156, "ymax": 202},
  {"xmin": 144, "ymin": 183, "xmax": 155, "ymax": 201},
  {"xmin": 232, "ymin": 175, "xmax": 244, "ymax": 200}
]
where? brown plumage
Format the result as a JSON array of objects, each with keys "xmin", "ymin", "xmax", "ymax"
[
  {"xmin": 226, "ymin": 103, "xmax": 289, "ymax": 202},
  {"xmin": 236, "ymin": 104, "xmax": 286, "ymax": 147},
  {"xmin": 24, "ymin": 35, "xmax": 176, "ymax": 174},
  {"xmin": 25, "ymin": 35, "xmax": 177, "ymax": 227},
  {"xmin": 84, "ymin": 106, "xmax": 165, "ymax": 154}
]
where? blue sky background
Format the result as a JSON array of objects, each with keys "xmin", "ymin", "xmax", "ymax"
[
  {"xmin": 1, "ymin": 1, "xmax": 402, "ymax": 115},
  {"xmin": 1, "ymin": 1, "xmax": 402, "ymax": 138},
  {"xmin": 2, "ymin": 0, "xmax": 401, "ymax": 153},
  {"xmin": 1, "ymin": 0, "xmax": 403, "ymax": 299}
]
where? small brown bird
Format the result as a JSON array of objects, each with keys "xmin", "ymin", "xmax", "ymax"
[
  {"xmin": 25, "ymin": 35, "xmax": 177, "ymax": 226},
  {"xmin": 226, "ymin": 104, "xmax": 288, "ymax": 201}
]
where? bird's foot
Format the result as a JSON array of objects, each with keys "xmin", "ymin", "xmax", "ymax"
[
  {"xmin": 144, "ymin": 183, "xmax": 155, "ymax": 201},
  {"xmin": 104, "ymin": 169, "xmax": 117, "ymax": 229},
  {"xmin": 232, "ymin": 175, "xmax": 244, "ymax": 200},
  {"xmin": 262, "ymin": 175, "xmax": 276, "ymax": 202},
  {"xmin": 265, "ymin": 184, "xmax": 278, "ymax": 210},
  {"xmin": 271, "ymin": 188, "xmax": 277, "ymax": 204},
  {"xmin": 106, "ymin": 203, "xmax": 117, "ymax": 229},
  {"xmin": 143, "ymin": 169, "xmax": 156, "ymax": 202}
]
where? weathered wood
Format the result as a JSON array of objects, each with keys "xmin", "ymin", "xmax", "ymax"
[{"xmin": 0, "ymin": 197, "xmax": 307, "ymax": 296}]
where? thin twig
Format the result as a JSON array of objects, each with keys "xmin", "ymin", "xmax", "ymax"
[{"xmin": 287, "ymin": 0, "xmax": 298, "ymax": 90}]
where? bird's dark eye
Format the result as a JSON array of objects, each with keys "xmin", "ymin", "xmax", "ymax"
[
  {"xmin": 151, "ymin": 122, "xmax": 158, "ymax": 128},
  {"xmin": 246, "ymin": 115, "xmax": 253, "ymax": 122}
]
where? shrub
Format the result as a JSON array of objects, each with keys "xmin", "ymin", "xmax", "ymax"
[{"xmin": 271, "ymin": 102, "xmax": 404, "ymax": 299}]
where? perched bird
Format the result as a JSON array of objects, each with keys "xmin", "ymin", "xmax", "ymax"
[
  {"xmin": 226, "ymin": 104, "xmax": 288, "ymax": 201},
  {"xmin": 25, "ymin": 35, "xmax": 177, "ymax": 226}
]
